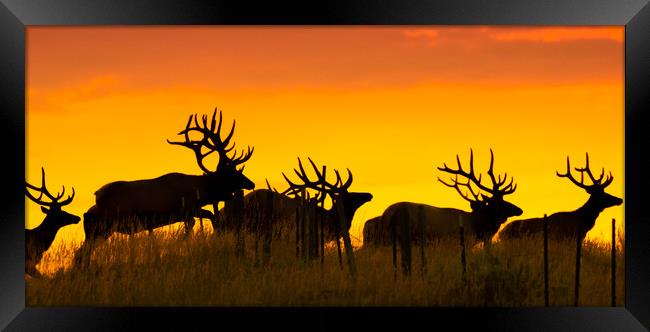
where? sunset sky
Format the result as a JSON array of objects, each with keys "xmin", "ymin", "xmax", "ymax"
[{"xmin": 26, "ymin": 26, "xmax": 624, "ymax": 248}]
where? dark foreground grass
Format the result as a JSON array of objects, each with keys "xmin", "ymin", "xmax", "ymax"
[{"xmin": 26, "ymin": 226, "xmax": 624, "ymax": 306}]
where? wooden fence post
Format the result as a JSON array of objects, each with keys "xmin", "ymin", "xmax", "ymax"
[
  {"xmin": 336, "ymin": 200, "xmax": 357, "ymax": 277},
  {"xmin": 262, "ymin": 192, "xmax": 273, "ymax": 268},
  {"xmin": 233, "ymin": 190, "xmax": 245, "ymax": 259},
  {"xmin": 419, "ymin": 205, "xmax": 427, "ymax": 277},
  {"xmin": 574, "ymin": 218, "xmax": 582, "ymax": 307},
  {"xmin": 211, "ymin": 201, "xmax": 220, "ymax": 236},
  {"xmin": 320, "ymin": 210, "xmax": 324, "ymax": 270},
  {"xmin": 336, "ymin": 222, "xmax": 343, "ymax": 270},
  {"xmin": 306, "ymin": 199, "xmax": 312, "ymax": 262},
  {"xmin": 543, "ymin": 214, "xmax": 549, "ymax": 307},
  {"xmin": 459, "ymin": 215, "xmax": 466, "ymax": 281},
  {"xmin": 320, "ymin": 167, "xmax": 326, "ymax": 272},
  {"xmin": 310, "ymin": 202, "xmax": 318, "ymax": 261},
  {"xmin": 392, "ymin": 214, "xmax": 397, "ymax": 279},
  {"xmin": 301, "ymin": 189, "xmax": 307, "ymax": 263},
  {"xmin": 611, "ymin": 218, "xmax": 616, "ymax": 307},
  {"xmin": 295, "ymin": 205, "xmax": 300, "ymax": 259},
  {"xmin": 253, "ymin": 200, "xmax": 260, "ymax": 267},
  {"xmin": 400, "ymin": 210, "xmax": 412, "ymax": 276}
]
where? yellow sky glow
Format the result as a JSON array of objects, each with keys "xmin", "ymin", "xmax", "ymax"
[{"xmin": 26, "ymin": 26, "xmax": 624, "ymax": 249}]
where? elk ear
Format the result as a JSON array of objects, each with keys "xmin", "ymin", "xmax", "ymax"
[{"xmin": 40, "ymin": 206, "xmax": 50, "ymax": 214}]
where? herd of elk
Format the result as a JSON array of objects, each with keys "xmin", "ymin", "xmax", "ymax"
[
  {"xmin": 73, "ymin": 110, "xmax": 255, "ymax": 267},
  {"xmin": 218, "ymin": 157, "xmax": 373, "ymax": 242},
  {"xmin": 25, "ymin": 105, "xmax": 623, "ymax": 278},
  {"xmin": 25, "ymin": 168, "xmax": 80, "ymax": 277},
  {"xmin": 499, "ymin": 153, "xmax": 623, "ymax": 242}
]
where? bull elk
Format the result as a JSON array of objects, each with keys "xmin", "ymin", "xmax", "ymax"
[
  {"xmin": 366, "ymin": 149, "xmax": 522, "ymax": 246},
  {"xmin": 74, "ymin": 109, "xmax": 254, "ymax": 267},
  {"xmin": 369, "ymin": 149, "xmax": 522, "ymax": 274},
  {"xmin": 499, "ymin": 153, "xmax": 623, "ymax": 242},
  {"xmin": 218, "ymin": 157, "xmax": 373, "ymax": 243},
  {"xmin": 25, "ymin": 168, "xmax": 80, "ymax": 277}
]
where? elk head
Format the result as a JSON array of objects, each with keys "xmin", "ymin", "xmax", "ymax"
[
  {"xmin": 25, "ymin": 167, "xmax": 80, "ymax": 228},
  {"xmin": 557, "ymin": 153, "xmax": 623, "ymax": 213},
  {"xmin": 168, "ymin": 108, "xmax": 255, "ymax": 201},
  {"xmin": 438, "ymin": 149, "xmax": 522, "ymax": 241},
  {"xmin": 282, "ymin": 157, "xmax": 373, "ymax": 227}
]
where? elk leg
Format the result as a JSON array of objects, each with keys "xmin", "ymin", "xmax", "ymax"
[
  {"xmin": 197, "ymin": 208, "xmax": 214, "ymax": 232},
  {"xmin": 211, "ymin": 202, "xmax": 220, "ymax": 235},
  {"xmin": 184, "ymin": 218, "xmax": 196, "ymax": 236},
  {"xmin": 396, "ymin": 208, "xmax": 412, "ymax": 276},
  {"xmin": 74, "ymin": 216, "xmax": 111, "ymax": 269},
  {"xmin": 400, "ymin": 227, "xmax": 412, "ymax": 276}
]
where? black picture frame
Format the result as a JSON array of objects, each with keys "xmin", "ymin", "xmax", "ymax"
[{"xmin": 1, "ymin": 1, "xmax": 649, "ymax": 331}]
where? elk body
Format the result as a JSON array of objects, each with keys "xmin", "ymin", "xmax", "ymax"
[
  {"xmin": 500, "ymin": 153, "xmax": 623, "ymax": 242},
  {"xmin": 84, "ymin": 172, "xmax": 238, "ymax": 236},
  {"xmin": 75, "ymin": 110, "xmax": 255, "ymax": 267},
  {"xmin": 369, "ymin": 149, "xmax": 523, "ymax": 274},
  {"xmin": 25, "ymin": 168, "xmax": 80, "ymax": 278},
  {"xmin": 218, "ymin": 190, "xmax": 373, "ymax": 241},
  {"xmin": 218, "ymin": 158, "xmax": 373, "ymax": 242},
  {"xmin": 367, "ymin": 149, "xmax": 522, "ymax": 246},
  {"xmin": 363, "ymin": 204, "xmax": 510, "ymax": 247}
]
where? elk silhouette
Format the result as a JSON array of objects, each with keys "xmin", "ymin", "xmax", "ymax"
[
  {"xmin": 367, "ymin": 149, "xmax": 522, "ymax": 245},
  {"xmin": 218, "ymin": 157, "xmax": 373, "ymax": 242},
  {"xmin": 25, "ymin": 168, "xmax": 80, "ymax": 277},
  {"xmin": 369, "ymin": 149, "xmax": 522, "ymax": 274},
  {"xmin": 361, "ymin": 216, "xmax": 384, "ymax": 246},
  {"xmin": 74, "ymin": 109, "xmax": 254, "ymax": 267},
  {"xmin": 499, "ymin": 153, "xmax": 623, "ymax": 242}
]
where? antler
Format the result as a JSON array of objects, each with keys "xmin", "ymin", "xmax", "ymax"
[
  {"xmin": 281, "ymin": 157, "xmax": 352, "ymax": 201},
  {"xmin": 484, "ymin": 149, "xmax": 517, "ymax": 197},
  {"xmin": 167, "ymin": 108, "xmax": 254, "ymax": 173},
  {"xmin": 25, "ymin": 167, "xmax": 75, "ymax": 207},
  {"xmin": 167, "ymin": 112, "xmax": 216, "ymax": 174},
  {"xmin": 557, "ymin": 153, "xmax": 613, "ymax": 191},
  {"xmin": 438, "ymin": 174, "xmax": 482, "ymax": 203},
  {"xmin": 266, "ymin": 179, "xmax": 279, "ymax": 193},
  {"xmin": 438, "ymin": 149, "xmax": 517, "ymax": 199}
]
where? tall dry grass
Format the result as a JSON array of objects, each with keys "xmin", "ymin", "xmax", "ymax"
[{"xmin": 26, "ymin": 221, "xmax": 624, "ymax": 307}]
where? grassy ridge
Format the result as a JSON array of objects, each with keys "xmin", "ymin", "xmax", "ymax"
[{"xmin": 27, "ymin": 224, "xmax": 624, "ymax": 306}]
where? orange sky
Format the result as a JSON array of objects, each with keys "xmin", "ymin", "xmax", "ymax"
[{"xmin": 25, "ymin": 26, "xmax": 624, "ymax": 249}]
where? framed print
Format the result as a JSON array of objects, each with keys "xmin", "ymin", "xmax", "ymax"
[{"xmin": 1, "ymin": 0, "xmax": 649, "ymax": 331}]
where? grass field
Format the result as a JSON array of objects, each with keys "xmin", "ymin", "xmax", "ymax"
[{"xmin": 26, "ymin": 221, "xmax": 624, "ymax": 307}]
